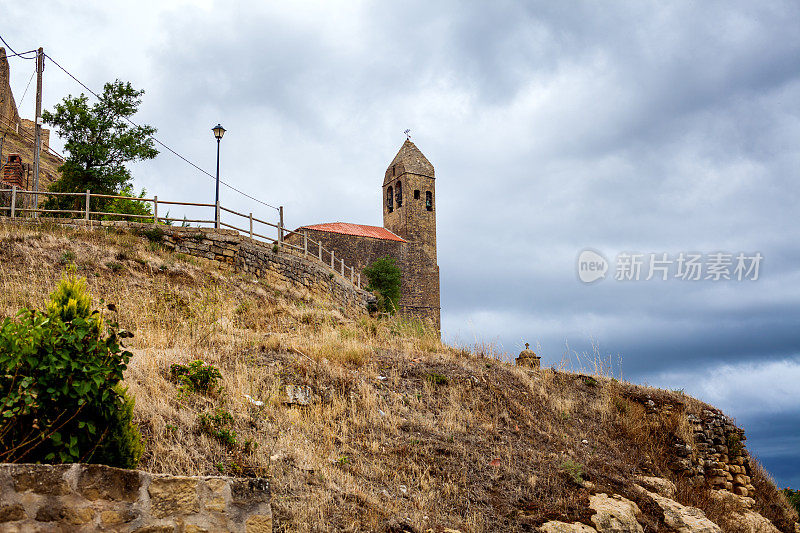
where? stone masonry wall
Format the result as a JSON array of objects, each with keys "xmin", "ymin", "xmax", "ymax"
[
  {"xmin": 634, "ymin": 394, "xmax": 756, "ymax": 498},
  {"xmin": 2, "ymin": 219, "xmax": 376, "ymax": 316},
  {"xmin": 382, "ymin": 146, "xmax": 441, "ymax": 330},
  {"xmin": 0, "ymin": 463, "xmax": 271, "ymax": 532},
  {"xmin": 285, "ymin": 228, "xmax": 407, "ymax": 287},
  {"xmin": 682, "ymin": 410, "xmax": 755, "ymax": 497}
]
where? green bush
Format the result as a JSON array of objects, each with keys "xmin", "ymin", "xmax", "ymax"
[
  {"xmin": 169, "ymin": 360, "xmax": 222, "ymax": 394},
  {"xmin": 138, "ymin": 226, "xmax": 164, "ymax": 243},
  {"xmin": 783, "ymin": 488, "xmax": 800, "ymax": 516},
  {"xmin": 198, "ymin": 407, "xmax": 237, "ymax": 448},
  {"xmin": 726, "ymin": 432, "xmax": 744, "ymax": 456},
  {"xmin": 426, "ymin": 372, "xmax": 449, "ymax": 386},
  {"xmin": 102, "ymin": 185, "xmax": 153, "ymax": 221},
  {"xmin": 362, "ymin": 256, "xmax": 402, "ymax": 314},
  {"xmin": 560, "ymin": 459, "xmax": 584, "ymax": 485},
  {"xmin": 0, "ymin": 270, "xmax": 143, "ymax": 467}
]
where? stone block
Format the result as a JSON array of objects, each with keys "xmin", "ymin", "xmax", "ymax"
[
  {"xmin": 101, "ymin": 509, "xmax": 137, "ymax": 525},
  {"xmin": 0, "ymin": 504, "xmax": 26, "ymax": 522},
  {"xmin": 148, "ymin": 477, "xmax": 200, "ymax": 518},
  {"xmin": 203, "ymin": 478, "xmax": 229, "ymax": 513},
  {"xmin": 78, "ymin": 463, "xmax": 141, "ymax": 502},
  {"xmin": 231, "ymin": 478, "xmax": 270, "ymax": 505},
  {"xmin": 11, "ymin": 464, "xmax": 71, "ymax": 496},
  {"xmin": 36, "ymin": 505, "xmax": 94, "ymax": 525}
]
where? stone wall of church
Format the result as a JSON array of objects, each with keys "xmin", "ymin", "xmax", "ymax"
[
  {"xmin": 382, "ymin": 170, "xmax": 440, "ymax": 330},
  {"xmin": 285, "ymin": 228, "xmax": 439, "ymax": 328},
  {"xmin": 285, "ymin": 228, "xmax": 406, "ymax": 279}
]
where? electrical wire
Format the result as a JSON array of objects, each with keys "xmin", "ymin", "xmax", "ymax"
[
  {"xmin": 0, "ymin": 34, "xmax": 36, "ymax": 59},
  {"xmin": 3, "ymin": 49, "xmax": 37, "ymax": 60},
  {"xmin": 18, "ymin": 66, "xmax": 36, "ymax": 108},
  {"xmin": 43, "ymin": 52, "xmax": 280, "ymax": 211}
]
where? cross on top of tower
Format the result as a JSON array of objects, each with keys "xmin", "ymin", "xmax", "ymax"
[{"xmin": 404, "ymin": 129, "xmax": 411, "ymax": 140}]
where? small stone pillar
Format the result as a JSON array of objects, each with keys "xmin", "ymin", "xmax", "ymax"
[{"xmin": 516, "ymin": 342, "xmax": 541, "ymax": 369}]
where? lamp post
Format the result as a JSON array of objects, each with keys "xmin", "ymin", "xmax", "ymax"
[{"xmin": 212, "ymin": 124, "xmax": 226, "ymax": 228}]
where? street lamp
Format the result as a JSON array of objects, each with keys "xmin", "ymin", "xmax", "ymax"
[{"xmin": 212, "ymin": 124, "xmax": 226, "ymax": 228}]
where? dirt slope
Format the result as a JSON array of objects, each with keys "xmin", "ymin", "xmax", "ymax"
[{"xmin": 0, "ymin": 221, "xmax": 797, "ymax": 532}]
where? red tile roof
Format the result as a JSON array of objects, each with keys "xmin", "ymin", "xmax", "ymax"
[{"xmin": 301, "ymin": 223, "xmax": 407, "ymax": 242}]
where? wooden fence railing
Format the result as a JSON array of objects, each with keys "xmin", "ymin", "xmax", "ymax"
[{"xmin": 0, "ymin": 186, "xmax": 362, "ymax": 289}]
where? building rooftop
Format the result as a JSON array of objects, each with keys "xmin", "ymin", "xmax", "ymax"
[
  {"xmin": 301, "ymin": 222, "xmax": 407, "ymax": 242},
  {"xmin": 387, "ymin": 139, "xmax": 434, "ymax": 180}
]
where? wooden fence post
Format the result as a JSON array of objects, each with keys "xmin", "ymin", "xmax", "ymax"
[
  {"xmin": 215, "ymin": 201, "xmax": 220, "ymax": 229},
  {"xmin": 85, "ymin": 189, "xmax": 90, "ymax": 221},
  {"xmin": 331, "ymin": 249, "xmax": 335, "ymax": 269},
  {"xmin": 10, "ymin": 186, "xmax": 16, "ymax": 218},
  {"xmin": 303, "ymin": 230, "xmax": 308, "ymax": 256},
  {"xmin": 350, "ymin": 265, "xmax": 354, "ymax": 283},
  {"xmin": 341, "ymin": 259, "xmax": 345, "ymax": 276},
  {"xmin": 153, "ymin": 195, "xmax": 158, "ymax": 225},
  {"xmin": 278, "ymin": 206, "xmax": 284, "ymax": 249},
  {"xmin": 318, "ymin": 241, "xmax": 322, "ymax": 261},
  {"xmin": 357, "ymin": 273, "xmax": 361, "ymax": 289},
  {"xmin": 249, "ymin": 213, "xmax": 253, "ymax": 238}
]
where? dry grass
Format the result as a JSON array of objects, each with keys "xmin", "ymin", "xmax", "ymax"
[{"xmin": 0, "ymin": 221, "xmax": 796, "ymax": 533}]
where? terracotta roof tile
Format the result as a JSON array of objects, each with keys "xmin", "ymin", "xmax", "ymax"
[{"xmin": 301, "ymin": 223, "xmax": 407, "ymax": 242}]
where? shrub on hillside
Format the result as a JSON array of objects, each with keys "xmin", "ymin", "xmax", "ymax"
[
  {"xmin": 783, "ymin": 488, "xmax": 800, "ymax": 517},
  {"xmin": 363, "ymin": 256, "xmax": 402, "ymax": 314},
  {"xmin": 170, "ymin": 360, "xmax": 222, "ymax": 395},
  {"xmin": 101, "ymin": 185, "xmax": 154, "ymax": 221},
  {"xmin": 0, "ymin": 269, "xmax": 143, "ymax": 467}
]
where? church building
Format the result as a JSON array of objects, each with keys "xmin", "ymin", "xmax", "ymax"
[{"xmin": 289, "ymin": 140, "xmax": 441, "ymax": 330}]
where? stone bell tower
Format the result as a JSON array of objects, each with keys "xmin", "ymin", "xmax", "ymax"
[{"xmin": 383, "ymin": 139, "xmax": 441, "ymax": 330}]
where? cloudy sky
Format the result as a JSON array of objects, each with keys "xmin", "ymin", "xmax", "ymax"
[{"xmin": 3, "ymin": 1, "xmax": 799, "ymax": 487}]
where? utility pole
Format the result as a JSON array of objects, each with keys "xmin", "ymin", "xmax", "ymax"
[{"xmin": 32, "ymin": 47, "xmax": 43, "ymax": 215}]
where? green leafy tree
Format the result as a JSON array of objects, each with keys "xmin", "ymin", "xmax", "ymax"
[
  {"xmin": 0, "ymin": 268, "xmax": 143, "ymax": 467},
  {"xmin": 363, "ymin": 256, "xmax": 402, "ymax": 314},
  {"xmin": 42, "ymin": 80, "xmax": 158, "ymax": 214}
]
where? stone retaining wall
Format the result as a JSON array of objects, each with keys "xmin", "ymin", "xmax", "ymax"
[
  {"xmin": 0, "ymin": 463, "xmax": 271, "ymax": 532},
  {"xmin": 2, "ymin": 219, "xmax": 376, "ymax": 316},
  {"xmin": 683, "ymin": 410, "xmax": 755, "ymax": 497},
  {"xmin": 633, "ymin": 393, "xmax": 756, "ymax": 497}
]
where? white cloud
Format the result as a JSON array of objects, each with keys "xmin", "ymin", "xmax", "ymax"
[{"xmin": 649, "ymin": 357, "xmax": 800, "ymax": 418}]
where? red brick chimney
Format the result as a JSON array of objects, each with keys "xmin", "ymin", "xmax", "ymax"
[{"xmin": 1, "ymin": 154, "xmax": 25, "ymax": 188}]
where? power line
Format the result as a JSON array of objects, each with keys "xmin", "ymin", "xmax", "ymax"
[
  {"xmin": 43, "ymin": 52, "xmax": 280, "ymax": 211},
  {"xmin": 0, "ymin": 34, "xmax": 36, "ymax": 59},
  {"xmin": 18, "ymin": 66, "xmax": 36, "ymax": 107},
  {"xmin": 3, "ymin": 49, "xmax": 37, "ymax": 60}
]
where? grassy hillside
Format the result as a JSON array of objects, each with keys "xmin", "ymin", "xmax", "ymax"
[{"xmin": 0, "ymin": 221, "xmax": 797, "ymax": 532}]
